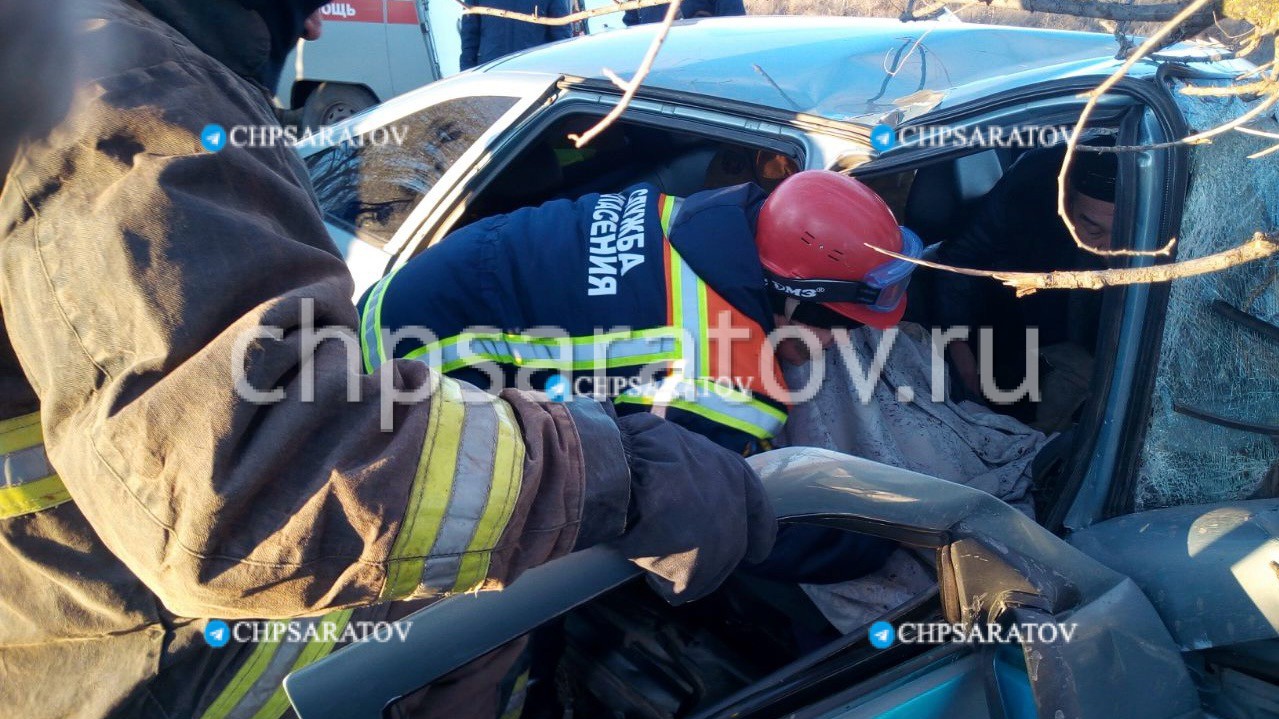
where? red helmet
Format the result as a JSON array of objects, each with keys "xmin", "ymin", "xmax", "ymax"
[{"xmin": 756, "ymin": 170, "xmax": 921, "ymax": 329}]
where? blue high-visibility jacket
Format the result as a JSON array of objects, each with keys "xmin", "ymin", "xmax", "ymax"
[
  {"xmin": 359, "ymin": 183, "xmax": 789, "ymax": 454},
  {"xmin": 359, "ymin": 183, "xmax": 898, "ymax": 583}
]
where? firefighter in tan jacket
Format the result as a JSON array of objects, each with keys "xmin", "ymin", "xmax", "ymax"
[{"xmin": 0, "ymin": 1, "xmax": 775, "ymax": 717}]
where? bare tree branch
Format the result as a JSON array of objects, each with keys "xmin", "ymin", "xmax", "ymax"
[
  {"xmin": 458, "ymin": 0, "xmax": 673, "ymax": 25},
  {"xmin": 977, "ymin": 0, "xmax": 1220, "ymax": 22},
  {"xmin": 566, "ymin": 0, "xmax": 683, "ymax": 148},
  {"xmin": 1056, "ymin": 0, "xmax": 1220, "ymax": 259},
  {"xmin": 870, "ymin": 233, "xmax": 1279, "ymax": 296},
  {"xmin": 903, "ymin": 0, "xmax": 1222, "ymax": 24}
]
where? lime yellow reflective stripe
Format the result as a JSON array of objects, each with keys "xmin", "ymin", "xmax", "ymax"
[
  {"xmin": 247, "ymin": 610, "xmax": 354, "ymax": 719},
  {"xmin": 0, "ymin": 474, "xmax": 70, "ymax": 519},
  {"xmin": 198, "ymin": 611, "xmax": 353, "ymax": 719},
  {"xmin": 659, "ymin": 194, "xmax": 678, "ymax": 235},
  {"xmin": 0, "ymin": 412, "xmax": 71, "ymax": 519},
  {"xmin": 198, "ymin": 620, "xmax": 289, "ymax": 719},
  {"xmin": 697, "ymin": 279, "xmax": 711, "ymax": 376},
  {"xmin": 381, "ymin": 375, "xmax": 465, "ymax": 600},
  {"xmin": 359, "ymin": 266, "xmax": 405, "ymax": 374},
  {"xmin": 451, "ymin": 398, "xmax": 524, "ymax": 592},
  {"xmin": 403, "ymin": 328, "xmax": 681, "ymax": 373},
  {"xmin": 694, "ymin": 379, "xmax": 788, "ymax": 425},
  {"xmin": 615, "ymin": 391, "xmax": 779, "ymax": 440},
  {"xmin": 0, "ymin": 412, "xmax": 42, "ymax": 453}
]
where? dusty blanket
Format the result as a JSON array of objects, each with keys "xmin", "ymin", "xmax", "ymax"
[{"xmin": 778, "ymin": 323, "xmax": 1047, "ymax": 633}]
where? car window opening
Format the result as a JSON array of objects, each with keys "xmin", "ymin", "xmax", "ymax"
[{"xmin": 457, "ymin": 113, "xmax": 803, "ymax": 229}]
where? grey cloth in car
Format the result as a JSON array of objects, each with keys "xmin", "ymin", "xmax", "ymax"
[{"xmin": 776, "ymin": 322, "xmax": 1046, "ymax": 633}]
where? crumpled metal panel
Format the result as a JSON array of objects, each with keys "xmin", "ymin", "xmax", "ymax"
[
  {"xmin": 1135, "ymin": 79, "xmax": 1279, "ymax": 510},
  {"xmin": 752, "ymin": 448, "xmax": 1199, "ymax": 719},
  {"xmin": 1069, "ymin": 499, "xmax": 1279, "ymax": 650}
]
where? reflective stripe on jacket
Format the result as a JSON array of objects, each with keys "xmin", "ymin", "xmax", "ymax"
[
  {"xmin": 0, "ymin": 412, "xmax": 69, "ymax": 519},
  {"xmin": 361, "ymin": 183, "xmax": 788, "ymax": 451},
  {"xmin": 0, "ymin": 2, "xmax": 612, "ymax": 717}
]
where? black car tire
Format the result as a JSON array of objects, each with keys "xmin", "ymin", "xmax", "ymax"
[{"xmin": 300, "ymin": 83, "xmax": 378, "ymax": 130}]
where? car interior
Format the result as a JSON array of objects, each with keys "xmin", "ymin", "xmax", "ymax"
[
  {"xmin": 422, "ymin": 116, "xmax": 1123, "ymax": 718},
  {"xmin": 456, "ymin": 113, "xmax": 803, "ymax": 228}
]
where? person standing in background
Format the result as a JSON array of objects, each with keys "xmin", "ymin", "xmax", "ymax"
[
  {"xmin": 623, "ymin": 0, "xmax": 744, "ymax": 26},
  {"xmin": 460, "ymin": 0, "xmax": 572, "ymax": 70}
]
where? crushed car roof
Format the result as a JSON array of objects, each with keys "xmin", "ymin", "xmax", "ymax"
[{"xmin": 484, "ymin": 16, "xmax": 1232, "ymax": 124}]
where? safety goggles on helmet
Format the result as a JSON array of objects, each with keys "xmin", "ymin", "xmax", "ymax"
[{"xmin": 762, "ymin": 226, "xmax": 924, "ymax": 313}]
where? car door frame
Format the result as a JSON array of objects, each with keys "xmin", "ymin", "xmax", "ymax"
[
  {"xmin": 851, "ymin": 73, "xmax": 1194, "ymax": 536},
  {"xmin": 297, "ymin": 70, "xmax": 564, "ymax": 279},
  {"xmin": 383, "ymin": 80, "xmax": 880, "ymax": 268}
]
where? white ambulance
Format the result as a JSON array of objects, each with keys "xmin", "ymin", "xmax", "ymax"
[{"xmin": 277, "ymin": 0, "xmax": 622, "ymax": 128}]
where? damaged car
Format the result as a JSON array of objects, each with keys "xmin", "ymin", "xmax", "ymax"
[{"xmin": 285, "ymin": 16, "xmax": 1279, "ymax": 719}]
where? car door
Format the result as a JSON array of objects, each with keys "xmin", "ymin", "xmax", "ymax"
[
  {"xmin": 1062, "ymin": 69, "xmax": 1279, "ymax": 716},
  {"xmin": 298, "ymin": 72, "xmax": 560, "ymax": 298}
]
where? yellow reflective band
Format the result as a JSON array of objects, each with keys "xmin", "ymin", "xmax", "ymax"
[
  {"xmin": 381, "ymin": 375, "xmax": 466, "ymax": 600},
  {"xmin": 0, "ymin": 474, "xmax": 71, "ymax": 519},
  {"xmin": 615, "ymin": 393, "xmax": 774, "ymax": 440},
  {"xmin": 0, "ymin": 412, "xmax": 72, "ymax": 519},
  {"xmin": 248, "ymin": 610, "xmax": 354, "ymax": 719},
  {"xmin": 615, "ymin": 378, "xmax": 787, "ymax": 440},
  {"xmin": 659, "ymin": 194, "xmax": 678, "ymax": 235},
  {"xmin": 451, "ymin": 399, "xmax": 525, "ymax": 593},
  {"xmin": 198, "ymin": 611, "xmax": 354, "ymax": 719},
  {"xmin": 0, "ymin": 412, "xmax": 42, "ymax": 454},
  {"xmin": 359, "ymin": 265, "xmax": 406, "ymax": 374},
  {"xmin": 403, "ymin": 327, "xmax": 681, "ymax": 374},
  {"xmin": 198, "ymin": 621, "xmax": 289, "ymax": 719},
  {"xmin": 669, "ymin": 248, "xmax": 687, "ymax": 372},
  {"xmin": 693, "ymin": 379, "xmax": 789, "ymax": 425},
  {"xmin": 697, "ymin": 279, "xmax": 711, "ymax": 377}
]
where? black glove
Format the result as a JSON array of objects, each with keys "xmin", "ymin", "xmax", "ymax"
[{"xmin": 612, "ymin": 413, "xmax": 777, "ymax": 604}]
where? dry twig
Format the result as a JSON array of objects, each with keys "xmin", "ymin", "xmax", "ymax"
[
  {"xmin": 1056, "ymin": 0, "xmax": 1219, "ymax": 258},
  {"xmin": 565, "ymin": 0, "xmax": 683, "ymax": 147},
  {"xmin": 903, "ymin": 0, "xmax": 1221, "ymax": 24},
  {"xmin": 455, "ymin": 0, "xmax": 674, "ymax": 24},
  {"xmin": 870, "ymin": 234, "xmax": 1279, "ymax": 296}
]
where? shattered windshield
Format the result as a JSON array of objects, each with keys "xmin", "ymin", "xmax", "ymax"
[{"xmin": 1135, "ymin": 81, "xmax": 1279, "ymax": 510}]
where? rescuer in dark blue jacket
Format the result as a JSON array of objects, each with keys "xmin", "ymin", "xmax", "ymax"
[
  {"xmin": 460, "ymin": 0, "xmax": 571, "ymax": 71},
  {"xmin": 360, "ymin": 170, "xmax": 925, "ymax": 583}
]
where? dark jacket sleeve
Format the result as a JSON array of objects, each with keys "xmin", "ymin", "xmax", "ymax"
[
  {"xmin": 714, "ymin": 0, "xmax": 745, "ymax": 15},
  {"xmin": 932, "ymin": 166, "xmax": 1016, "ymax": 329},
  {"xmin": 545, "ymin": 0, "xmax": 572, "ymax": 42},
  {"xmin": 460, "ymin": 11, "xmax": 481, "ymax": 69},
  {"xmin": 0, "ymin": 42, "xmax": 624, "ymax": 619}
]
